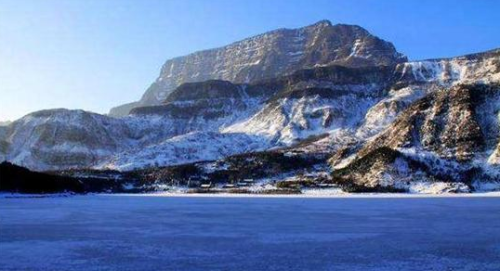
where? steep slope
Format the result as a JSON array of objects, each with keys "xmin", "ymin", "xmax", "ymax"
[
  {"xmin": 394, "ymin": 48, "xmax": 500, "ymax": 87},
  {"xmin": 356, "ymin": 48, "xmax": 500, "ymax": 139},
  {"xmin": 330, "ymin": 147, "xmax": 470, "ymax": 193},
  {"xmin": 223, "ymin": 65, "xmax": 393, "ymax": 144},
  {"xmin": 110, "ymin": 20, "xmax": 406, "ymax": 116},
  {"xmin": 333, "ymin": 84, "xmax": 500, "ymax": 191},
  {"xmin": 1, "ymin": 109, "xmax": 135, "ymax": 171},
  {"xmin": 358, "ymin": 84, "xmax": 498, "ymax": 160},
  {"xmin": 102, "ymin": 132, "xmax": 271, "ymax": 171}
]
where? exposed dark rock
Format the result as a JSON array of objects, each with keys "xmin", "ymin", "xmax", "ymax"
[
  {"xmin": 0, "ymin": 162, "xmax": 109, "ymax": 194},
  {"xmin": 330, "ymin": 147, "xmax": 468, "ymax": 191},
  {"xmin": 358, "ymin": 84, "xmax": 497, "ymax": 161}
]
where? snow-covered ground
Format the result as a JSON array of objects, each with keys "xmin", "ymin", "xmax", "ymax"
[{"xmin": 1, "ymin": 195, "xmax": 500, "ymax": 271}]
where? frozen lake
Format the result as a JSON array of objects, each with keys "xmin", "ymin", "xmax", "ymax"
[{"xmin": 1, "ymin": 195, "xmax": 500, "ymax": 271}]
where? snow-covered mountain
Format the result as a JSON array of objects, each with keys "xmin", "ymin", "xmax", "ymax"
[
  {"xmin": 109, "ymin": 20, "xmax": 406, "ymax": 116},
  {"xmin": 0, "ymin": 109, "xmax": 135, "ymax": 170},
  {"xmin": 1, "ymin": 21, "xmax": 499, "ymax": 193}
]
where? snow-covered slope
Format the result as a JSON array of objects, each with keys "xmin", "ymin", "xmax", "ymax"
[
  {"xmin": 224, "ymin": 86, "xmax": 378, "ymax": 144},
  {"xmin": 0, "ymin": 110, "xmax": 135, "ymax": 170},
  {"xmin": 356, "ymin": 48, "xmax": 500, "ymax": 139},
  {"xmin": 102, "ymin": 132, "xmax": 271, "ymax": 171},
  {"xmin": 394, "ymin": 49, "xmax": 500, "ymax": 86}
]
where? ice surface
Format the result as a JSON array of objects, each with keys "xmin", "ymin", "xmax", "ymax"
[{"xmin": 1, "ymin": 195, "xmax": 500, "ymax": 271}]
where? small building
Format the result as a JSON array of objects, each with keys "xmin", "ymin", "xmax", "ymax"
[
  {"xmin": 243, "ymin": 179, "xmax": 255, "ymax": 184},
  {"xmin": 223, "ymin": 183, "xmax": 236, "ymax": 189},
  {"xmin": 200, "ymin": 182, "xmax": 212, "ymax": 189}
]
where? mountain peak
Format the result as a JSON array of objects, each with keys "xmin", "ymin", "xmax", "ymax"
[
  {"xmin": 110, "ymin": 21, "xmax": 406, "ymax": 116},
  {"xmin": 309, "ymin": 19, "xmax": 333, "ymax": 28}
]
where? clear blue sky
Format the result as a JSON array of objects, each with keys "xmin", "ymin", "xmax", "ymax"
[{"xmin": 0, "ymin": 0, "xmax": 499, "ymax": 121}]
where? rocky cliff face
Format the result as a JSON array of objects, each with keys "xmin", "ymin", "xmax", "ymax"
[
  {"xmin": 109, "ymin": 20, "xmax": 406, "ymax": 116},
  {"xmin": 331, "ymin": 83, "xmax": 500, "ymax": 192},
  {"xmin": 358, "ymin": 85, "xmax": 490, "ymax": 160}
]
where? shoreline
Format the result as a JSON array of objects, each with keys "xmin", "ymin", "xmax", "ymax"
[
  {"xmin": 2, "ymin": 191, "xmax": 500, "ymax": 199},
  {"xmin": 116, "ymin": 191, "xmax": 500, "ymax": 199}
]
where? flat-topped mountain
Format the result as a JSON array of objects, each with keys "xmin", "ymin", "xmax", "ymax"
[{"xmin": 110, "ymin": 20, "xmax": 406, "ymax": 116}]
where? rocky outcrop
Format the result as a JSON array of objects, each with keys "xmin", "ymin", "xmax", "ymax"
[
  {"xmin": 329, "ymin": 84, "xmax": 500, "ymax": 190},
  {"xmin": 330, "ymin": 147, "xmax": 471, "ymax": 193},
  {"xmin": 357, "ymin": 84, "xmax": 498, "ymax": 161}
]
